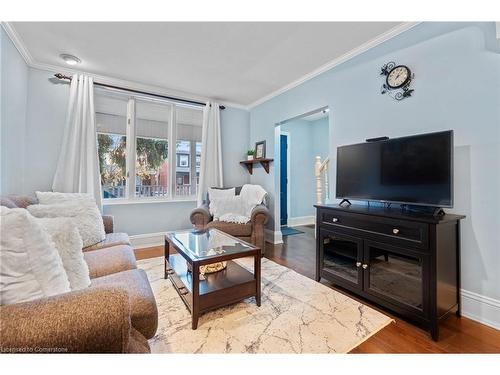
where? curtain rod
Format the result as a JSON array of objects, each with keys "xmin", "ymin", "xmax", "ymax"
[{"xmin": 53, "ymin": 73, "xmax": 225, "ymax": 110}]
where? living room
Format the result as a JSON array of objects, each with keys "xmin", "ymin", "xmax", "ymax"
[{"xmin": 1, "ymin": 0, "xmax": 499, "ymax": 371}]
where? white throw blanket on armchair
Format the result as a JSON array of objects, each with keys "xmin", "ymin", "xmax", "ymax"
[{"xmin": 210, "ymin": 184, "xmax": 267, "ymax": 224}]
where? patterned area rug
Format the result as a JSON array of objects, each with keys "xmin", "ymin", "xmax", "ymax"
[{"xmin": 138, "ymin": 256, "xmax": 393, "ymax": 353}]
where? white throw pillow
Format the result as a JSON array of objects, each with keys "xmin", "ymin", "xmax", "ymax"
[
  {"xmin": 208, "ymin": 187, "xmax": 235, "ymax": 201},
  {"xmin": 36, "ymin": 217, "xmax": 90, "ymax": 290},
  {"xmin": 0, "ymin": 207, "xmax": 70, "ymax": 305},
  {"xmin": 36, "ymin": 191, "xmax": 95, "ymax": 205},
  {"xmin": 208, "ymin": 188, "xmax": 235, "ymax": 217},
  {"xmin": 27, "ymin": 202, "xmax": 105, "ymax": 248}
]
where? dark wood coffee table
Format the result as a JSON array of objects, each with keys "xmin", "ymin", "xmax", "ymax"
[{"xmin": 164, "ymin": 228, "xmax": 261, "ymax": 329}]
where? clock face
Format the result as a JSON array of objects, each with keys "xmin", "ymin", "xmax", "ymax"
[{"xmin": 386, "ymin": 65, "xmax": 411, "ymax": 89}]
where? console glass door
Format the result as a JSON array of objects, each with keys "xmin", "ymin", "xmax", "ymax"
[
  {"xmin": 364, "ymin": 241, "xmax": 426, "ymax": 312},
  {"xmin": 320, "ymin": 230, "xmax": 362, "ymax": 289}
]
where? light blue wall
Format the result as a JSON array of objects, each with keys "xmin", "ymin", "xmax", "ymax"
[
  {"xmin": 249, "ymin": 22, "xmax": 500, "ymax": 302},
  {"xmin": 0, "ymin": 27, "xmax": 28, "ymax": 195},
  {"xmin": 0, "ymin": 32, "xmax": 250, "ymax": 235},
  {"xmin": 281, "ymin": 117, "xmax": 328, "ymax": 218}
]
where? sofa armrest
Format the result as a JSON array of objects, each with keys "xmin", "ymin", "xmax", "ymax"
[
  {"xmin": 190, "ymin": 203, "xmax": 212, "ymax": 229},
  {"xmin": 0, "ymin": 287, "xmax": 131, "ymax": 353},
  {"xmin": 102, "ymin": 215, "xmax": 114, "ymax": 234},
  {"xmin": 251, "ymin": 204, "xmax": 269, "ymax": 226}
]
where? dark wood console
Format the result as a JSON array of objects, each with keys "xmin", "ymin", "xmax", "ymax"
[{"xmin": 315, "ymin": 204, "xmax": 465, "ymax": 341}]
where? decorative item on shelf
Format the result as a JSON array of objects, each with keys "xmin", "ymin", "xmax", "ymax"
[
  {"xmin": 247, "ymin": 149, "xmax": 255, "ymax": 160},
  {"xmin": 255, "ymin": 141, "xmax": 266, "ymax": 159},
  {"xmin": 380, "ymin": 61, "xmax": 414, "ymax": 101}
]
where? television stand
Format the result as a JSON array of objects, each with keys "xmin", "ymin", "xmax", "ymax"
[
  {"xmin": 339, "ymin": 199, "xmax": 352, "ymax": 207},
  {"xmin": 314, "ymin": 203, "xmax": 465, "ymax": 341},
  {"xmin": 400, "ymin": 204, "xmax": 446, "ymax": 217}
]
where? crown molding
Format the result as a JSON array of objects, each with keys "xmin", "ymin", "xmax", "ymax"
[
  {"xmin": 248, "ymin": 22, "xmax": 421, "ymax": 109},
  {"xmin": 1, "ymin": 22, "xmax": 34, "ymax": 65},
  {"xmin": 1, "ymin": 22, "xmax": 248, "ymax": 111},
  {"xmin": 3, "ymin": 21, "xmax": 420, "ymax": 111}
]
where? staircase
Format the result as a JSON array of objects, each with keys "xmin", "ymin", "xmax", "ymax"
[{"xmin": 315, "ymin": 156, "xmax": 330, "ymax": 205}]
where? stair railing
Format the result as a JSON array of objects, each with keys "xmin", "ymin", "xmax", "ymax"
[{"xmin": 315, "ymin": 156, "xmax": 330, "ymax": 204}]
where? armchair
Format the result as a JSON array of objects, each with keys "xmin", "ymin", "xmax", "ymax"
[{"xmin": 190, "ymin": 186, "xmax": 270, "ymax": 255}]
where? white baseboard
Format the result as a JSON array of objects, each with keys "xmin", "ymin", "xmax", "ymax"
[
  {"xmin": 461, "ymin": 289, "xmax": 500, "ymax": 330},
  {"xmin": 130, "ymin": 232, "xmax": 165, "ymax": 249},
  {"xmin": 288, "ymin": 215, "xmax": 315, "ymax": 227},
  {"xmin": 265, "ymin": 229, "xmax": 283, "ymax": 244}
]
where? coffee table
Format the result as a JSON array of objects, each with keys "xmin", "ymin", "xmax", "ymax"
[{"xmin": 164, "ymin": 228, "xmax": 261, "ymax": 329}]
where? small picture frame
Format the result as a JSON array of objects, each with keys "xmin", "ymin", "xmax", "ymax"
[{"xmin": 255, "ymin": 141, "xmax": 266, "ymax": 159}]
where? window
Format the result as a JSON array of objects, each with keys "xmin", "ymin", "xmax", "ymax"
[
  {"xmin": 96, "ymin": 89, "xmax": 203, "ymax": 201},
  {"xmin": 175, "ymin": 106, "xmax": 203, "ymax": 197}
]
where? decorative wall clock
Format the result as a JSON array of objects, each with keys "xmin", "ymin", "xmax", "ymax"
[{"xmin": 380, "ymin": 61, "xmax": 414, "ymax": 101}]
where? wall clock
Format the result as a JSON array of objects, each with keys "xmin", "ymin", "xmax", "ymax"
[{"xmin": 380, "ymin": 61, "xmax": 414, "ymax": 101}]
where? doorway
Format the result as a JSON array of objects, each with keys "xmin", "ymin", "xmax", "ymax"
[{"xmin": 276, "ymin": 106, "xmax": 330, "ymax": 237}]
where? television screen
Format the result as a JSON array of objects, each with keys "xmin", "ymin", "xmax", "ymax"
[{"xmin": 336, "ymin": 130, "xmax": 453, "ymax": 207}]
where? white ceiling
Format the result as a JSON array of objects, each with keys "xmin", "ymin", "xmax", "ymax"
[{"xmin": 10, "ymin": 22, "xmax": 402, "ymax": 107}]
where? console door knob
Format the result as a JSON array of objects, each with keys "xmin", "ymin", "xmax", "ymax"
[
  {"xmin": 392, "ymin": 228, "xmax": 400, "ymax": 234},
  {"xmin": 332, "ymin": 218, "xmax": 339, "ymax": 223},
  {"xmin": 356, "ymin": 261, "xmax": 362, "ymax": 268},
  {"xmin": 362, "ymin": 264, "xmax": 368, "ymax": 269}
]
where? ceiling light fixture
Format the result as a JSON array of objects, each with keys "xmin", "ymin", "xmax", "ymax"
[{"xmin": 60, "ymin": 54, "xmax": 81, "ymax": 65}]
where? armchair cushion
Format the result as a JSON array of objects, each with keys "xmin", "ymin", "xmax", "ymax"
[{"xmin": 206, "ymin": 221, "xmax": 252, "ymax": 237}]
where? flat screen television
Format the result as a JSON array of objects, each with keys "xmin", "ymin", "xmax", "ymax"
[{"xmin": 336, "ymin": 130, "xmax": 453, "ymax": 207}]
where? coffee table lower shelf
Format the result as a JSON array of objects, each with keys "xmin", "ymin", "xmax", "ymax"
[{"xmin": 165, "ymin": 254, "xmax": 260, "ymax": 329}]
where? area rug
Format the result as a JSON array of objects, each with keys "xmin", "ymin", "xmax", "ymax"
[
  {"xmin": 281, "ymin": 226, "xmax": 304, "ymax": 236},
  {"xmin": 138, "ymin": 256, "xmax": 393, "ymax": 353}
]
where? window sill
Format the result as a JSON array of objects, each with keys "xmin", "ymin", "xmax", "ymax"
[{"xmin": 103, "ymin": 197, "xmax": 197, "ymax": 206}]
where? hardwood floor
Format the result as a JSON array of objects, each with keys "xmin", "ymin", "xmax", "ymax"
[{"xmin": 134, "ymin": 225, "xmax": 500, "ymax": 353}]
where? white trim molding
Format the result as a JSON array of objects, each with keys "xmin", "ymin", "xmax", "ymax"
[
  {"xmin": 288, "ymin": 215, "xmax": 315, "ymax": 227},
  {"xmin": 248, "ymin": 22, "xmax": 420, "ymax": 108},
  {"xmin": 0, "ymin": 22, "xmax": 247, "ymax": 111},
  {"xmin": 130, "ymin": 232, "xmax": 166, "ymax": 249},
  {"xmin": 496, "ymin": 22, "xmax": 500, "ymax": 39},
  {"xmin": 461, "ymin": 289, "xmax": 500, "ymax": 330},
  {"xmin": 265, "ymin": 229, "xmax": 283, "ymax": 245},
  {"xmin": 2, "ymin": 21, "xmax": 420, "ymax": 111}
]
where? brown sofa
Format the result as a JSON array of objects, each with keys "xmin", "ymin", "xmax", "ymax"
[
  {"xmin": 190, "ymin": 186, "xmax": 269, "ymax": 255},
  {"xmin": 0, "ymin": 195, "xmax": 158, "ymax": 353}
]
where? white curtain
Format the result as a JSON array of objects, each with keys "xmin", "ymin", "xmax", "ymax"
[
  {"xmin": 197, "ymin": 102, "xmax": 223, "ymax": 205},
  {"xmin": 52, "ymin": 74, "xmax": 102, "ymax": 209}
]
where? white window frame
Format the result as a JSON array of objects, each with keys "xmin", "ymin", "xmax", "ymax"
[{"xmin": 98, "ymin": 90, "xmax": 203, "ymax": 205}]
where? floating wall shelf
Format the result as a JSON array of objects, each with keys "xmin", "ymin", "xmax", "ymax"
[{"xmin": 239, "ymin": 158, "xmax": 273, "ymax": 175}]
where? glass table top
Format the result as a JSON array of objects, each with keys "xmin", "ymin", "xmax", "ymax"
[{"xmin": 166, "ymin": 228, "xmax": 257, "ymax": 261}]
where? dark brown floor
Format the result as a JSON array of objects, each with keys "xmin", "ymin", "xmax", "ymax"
[{"xmin": 135, "ymin": 225, "xmax": 500, "ymax": 353}]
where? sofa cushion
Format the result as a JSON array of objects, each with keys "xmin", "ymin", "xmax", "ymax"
[
  {"xmin": 84, "ymin": 245, "xmax": 137, "ymax": 279},
  {"xmin": 83, "ymin": 232, "xmax": 131, "ymax": 252},
  {"xmin": 91, "ymin": 269, "xmax": 158, "ymax": 339},
  {"xmin": 206, "ymin": 220, "xmax": 252, "ymax": 237},
  {"xmin": 28, "ymin": 202, "xmax": 106, "ymax": 248},
  {"xmin": 0, "ymin": 207, "xmax": 70, "ymax": 305}
]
